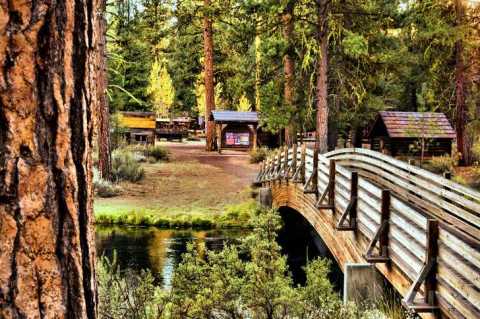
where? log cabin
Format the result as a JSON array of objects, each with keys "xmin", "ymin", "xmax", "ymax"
[{"xmin": 368, "ymin": 111, "xmax": 456, "ymax": 157}]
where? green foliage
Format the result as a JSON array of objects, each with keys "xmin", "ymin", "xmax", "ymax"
[
  {"xmin": 112, "ymin": 149, "xmax": 145, "ymax": 182},
  {"xmin": 98, "ymin": 253, "xmax": 169, "ymax": 319},
  {"xmin": 145, "ymin": 145, "xmax": 169, "ymax": 162},
  {"xmin": 98, "ymin": 208, "xmax": 406, "ymax": 318},
  {"xmin": 249, "ymin": 147, "xmax": 270, "ymax": 163},
  {"xmin": 95, "ymin": 201, "xmax": 257, "ymax": 229},
  {"xmin": 147, "ymin": 59, "xmax": 175, "ymax": 116},
  {"xmin": 93, "ymin": 168, "xmax": 121, "ymax": 198},
  {"xmin": 424, "ymin": 154, "xmax": 459, "ymax": 174}
]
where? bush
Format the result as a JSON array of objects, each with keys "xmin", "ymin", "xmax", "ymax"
[
  {"xmin": 424, "ymin": 154, "xmax": 458, "ymax": 174},
  {"xmin": 93, "ymin": 168, "xmax": 121, "ymax": 198},
  {"xmin": 95, "ymin": 179, "xmax": 121, "ymax": 198},
  {"xmin": 145, "ymin": 145, "xmax": 169, "ymax": 162},
  {"xmin": 97, "ymin": 254, "xmax": 168, "ymax": 319},
  {"xmin": 111, "ymin": 149, "xmax": 145, "ymax": 182},
  {"xmin": 249, "ymin": 147, "xmax": 269, "ymax": 164}
]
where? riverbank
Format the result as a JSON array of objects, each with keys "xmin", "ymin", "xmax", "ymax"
[{"xmin": 94, "ymin": 142, "xmax": 260, "ymax": 228}]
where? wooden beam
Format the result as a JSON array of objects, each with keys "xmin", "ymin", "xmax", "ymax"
[
  {"xmin": 336, "ymin": 172, "xmax": 358, "ymax": 231},
  {"xmin": 364, "ymin": 189, "xmax": 390, "ymax": 263},
  {"xmin": 304, "ymin": 148, "xmax": 319, "ymax": 195},
  {"xmin": 291, "ymin": 143, "xmax": 297, "ymax": 179},
  {"xmin": 316, "ymin": 160, "xmax": 336, "ymax": 210},
  {"xmin": 403, "ymin": 220, "xmax": 439, "ymax": 315},
  {"xmin": 283, "ymin": 145, "xmax": 289, "ymax": 179},
  {"xmin": 292, "ymin": 144, "xmax": 306, "ymax": 184}
]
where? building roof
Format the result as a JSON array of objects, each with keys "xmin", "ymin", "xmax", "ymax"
[
  {"xmin": 119, "ymin": 112, "xmax": 156, "ymax": 129},
  {"xmin": 369, "ymin": 111, "xmax": 456, "ymax": 139},
  {"xmin": 210, "ymin": 111, "xmax": 258, "ymax": 124},
  {"xmin": 121, "ymin": 111, "xmax": 156, "ymax": 118}
]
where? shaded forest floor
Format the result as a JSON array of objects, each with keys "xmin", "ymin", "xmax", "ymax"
[{"xmin": 94, "ymin": 141, "xmax": 259, "ymax": 219}]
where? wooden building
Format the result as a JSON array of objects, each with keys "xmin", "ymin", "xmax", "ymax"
[
  {"xmin": 156, "ymin": 117, "xmax": 194, "ymax": 141},
  {"xmin": 119, "ymin": 111, "xmax": 156, "ymax": 145},
  {"xmin": 210, "ymin": 111, "xmax": 258, "ymax": 151},
  {"xmin": 368, "ymin": 111, "xmax": 456, "ymax": 157}
]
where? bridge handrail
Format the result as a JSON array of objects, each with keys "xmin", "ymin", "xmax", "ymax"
[
  {"xmin": 323, "ymin": 148, "xmax": 480, "ymax": 240},
  {"xmin": 325, "ymin": 147, "xmax": 480, "ymax": 203}
]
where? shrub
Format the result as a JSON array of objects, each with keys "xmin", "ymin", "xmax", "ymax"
[
  {"xmin": 93, "ymin": 168, "xmax": 121, "ymax": 198},
  {"xmin": 249, "ymin": 147, "xmax": 269, "ymax": 164},
  {"xmin": 111, "ymin": 149, "xmax": 145, "ymax": 182},
  {"xmin": 424, "ymin": 154, "xmax": 458, "ymax": 174},
  {"xmin": 145, "ymin": 145, "xmax": 169, "ymax": 162},
  {"xmin": 95, "ymin": 179, "xmax": 121, "ymax": 198},
  {"xmin": 97, "ymin": 254, "xmax": 168, "ymax": 319}
]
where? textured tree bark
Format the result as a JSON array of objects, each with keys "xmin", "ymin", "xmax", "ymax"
[
  {"xmin": 98, "ymin": 0, "xmax": 112, "ymax": 180},
  {"xmin": 282, "ymin": 1, "xmax": 296, "ymax": 146},
  {"xmin": 455, "ymin": 0, "xmax": 468, "ymax": 166},
  {"xmin": 203, "ymin": 0, "xmax": 216, "ymax": 151},
  {"xmin": 315, "ymin": 0, "xmax": 330, "ymax": 154},
  {"xmin": 0, "ymin": 0, "xmax": 99, "ymax": 318}
]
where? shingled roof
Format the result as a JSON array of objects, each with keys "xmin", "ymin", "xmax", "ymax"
[
  {"xmin": 369, "ymin": 111, "xmax": 456, "ymax": 139},
  {"xmin": 210, "ymin": 111, "xmax": 258, "ymax": 124}
]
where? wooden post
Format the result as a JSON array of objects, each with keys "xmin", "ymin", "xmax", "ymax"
[
  {"xmin": 380, "ymin": 190, "xmax": 390, "ymax": 258},
  {"xmin": 291, "ymin": 143, "xmax": 298, "ymax": 178},
  {"xmin": 252, "ymin": 124, "xmax": 258, "ymax": 151},
  {"xmin": 425, "ymin": 219, "xmax": 438, "ymax": 306},
  {"xmin": 276, "ymin": 149, "xmax": 282, "ymax": 180},
  {"xmin": 328, "ymin": 160, "xmax": 336, "ymax": 208},
  {"xmin": 336, "ymin": 171, "xmax": 358, "ymax": 230},
  {"xmin": 311, "ymin": 148, "xmax": 319, "ymax": 196},
  {"xmin": 216, "ymin": 123, "xmax": 222, "ymax": 153},
  {"xmin": 350, "ymin": 172, "xmax": 358, "ymax": 227},
  {"xmin": 300, "ymin": 144, "xmax": 306, "ymax": 183}
]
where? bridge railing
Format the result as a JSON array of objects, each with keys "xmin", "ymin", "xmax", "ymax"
[{"xmin": 256, "ymin": 145, "xmax": 480, "ymax": 319}]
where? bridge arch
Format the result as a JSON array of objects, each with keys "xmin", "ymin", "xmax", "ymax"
[{"xmin": 277, "ymin": 206, "xmax": 343, "ymax": 290}]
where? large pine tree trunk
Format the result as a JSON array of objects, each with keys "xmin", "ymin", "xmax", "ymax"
[
  {"xmin": 0, "ymin": 1, "xmax": 99, "ymax": 317},
  {"xmin": 204, "ymin": 0, "xmax": 216, "ymax": 151},
  {"xmin": 98, "ymin": 0, "xmax": 111, "ymax": 180},
  {"xmin": 315, "ymin": 0, "xmax": 329, "ymax": 153},
  {"xmin": 455, "ymin": 0, "xmax": 468, "ymax": 165},
  {"xmin": 282, "ymin": 1, "xmax": 296, "ymax": 146}
]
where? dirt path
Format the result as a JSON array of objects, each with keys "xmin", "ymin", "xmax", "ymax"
[{"xmin": 95, "ymin": 141, "xmax": 259, "ymax": 216}]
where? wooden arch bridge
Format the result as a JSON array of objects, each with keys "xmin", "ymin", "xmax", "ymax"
[{"xmin": 255, "ymin": 145, "xmax": 480, "ymax": 319}]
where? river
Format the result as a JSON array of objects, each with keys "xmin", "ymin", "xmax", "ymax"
[{"xmin": 96, "ymin": 225, "xmax": 248, "ymax": 289}]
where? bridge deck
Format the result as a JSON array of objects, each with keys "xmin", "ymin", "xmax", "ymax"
[{"xmin": 256, "ymin": 145, "xmax": 480, "ymax": 319}]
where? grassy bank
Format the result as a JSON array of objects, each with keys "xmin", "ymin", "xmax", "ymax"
[{"xmin": 95, "ymin": 200, "xmax": 257, "ymax": 229}]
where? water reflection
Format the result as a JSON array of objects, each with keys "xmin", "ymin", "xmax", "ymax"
[{"xmin": 96, "ymin": 226, "xmax": 247, "ymax": 289}]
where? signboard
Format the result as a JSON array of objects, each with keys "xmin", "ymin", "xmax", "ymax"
[{"xmin": 225, "ymin": 132, "xmax": 250, "ymax": 146}]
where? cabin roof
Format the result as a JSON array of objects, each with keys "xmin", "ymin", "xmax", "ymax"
[
  {"xmin": 121, "ymin": 111, "xmax": 156, "ymax": 118},
  {"xmin": 120, "ymin": 111, "xmax": 156, "ymax": 129},
  {"xmin": 210, "ymin": 111, "xmax": 258, "ymax": 124},
  {"xmin": 369, "ymin": 111, "xmax": 456, "ymax": 139}
]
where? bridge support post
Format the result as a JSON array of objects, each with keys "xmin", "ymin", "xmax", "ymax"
[
  {"xmin": 343, "ymin": 263, "xmax": 384, "ymax": 306},
  {"xmin": 291, "ymin": 143, "xmax": 297, "ymax": 179},
  {"xmin": 316, "ymin": 160, "xmax": 336, "ymax": 211},
  {"xmin": 258, "ymin": 187, "xmax": 273, "ymax": 209},
  {"xmin": 336, "ymin": 171, "xmax": 358, "ymax": 231}
]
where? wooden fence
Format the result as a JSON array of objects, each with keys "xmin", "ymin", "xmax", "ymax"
[{"xmin": 255, "ymin": 145, "xmax": 480, "ymax": 319}]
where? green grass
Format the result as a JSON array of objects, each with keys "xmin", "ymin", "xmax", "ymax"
[{"xmin": 94, "ymin": 200, "xmax": 258, "ymax": 229}]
